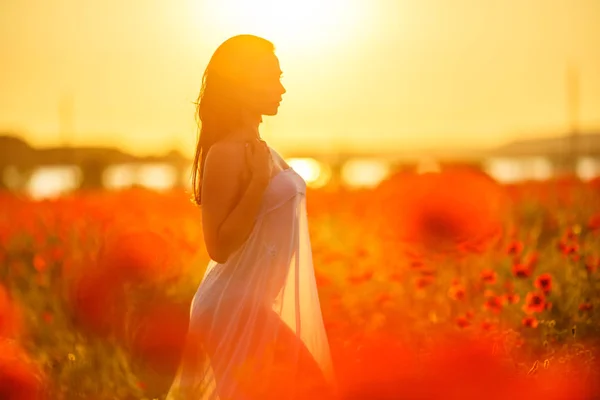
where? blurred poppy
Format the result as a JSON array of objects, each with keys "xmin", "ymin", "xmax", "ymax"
[
  {"xmin": 585, "ymin": 255, "xmax": 599, "ymax": 274},
  {"xmin": 534, "ymin": 273, "xmax": 553, "ymax": 294},
  {"xmin": 566, "ymin": 243, "xmax": 580, "ymax": 255},
  {"xmin": 480, "ymin": 269, "xmax": 497, "ymax": 285},
  {"xmin": 0, "ymin": 286, "xmax": 22, "ymax": 339},
  {"xmin": 418, "ymin": 268, "xmax": 436, "ymax": 277},
  {"xmin": 69, "ymin": 265, "xmax": 126, "ymax": 337},
  {"xmin": 512, "ymin": 262, "xmax": 533, "ymax": 278},
  {"xmin": 125, "ymin": 299, "xmax": 189, "ymax": 375},
  {"xmin": 377, "ymin": 168, "xmax": 509, "ymax": 258},
  {"xmin": 32, "ymin": 255, "xmax": 47, "ymax": 273},
  {"xmin": 522, "ymin": 316, "xmax": 539, "ymax": 328},
  {"xmin": 481, "ymin": 320, "xmax": 497, "ymax": 332},
  {"xmin": 338, "ymin": 336, "xmax": 585, "ymax": 400},
  {"xmin": 415, "ymin": 276, "xmax": 435, "ymax": 289},
  {"xmin": 506, "ymin": 240, "xmax": 524, "ymax": 256},
  {"xmin": 557, "ymin": 239, "xmax": 568, "ymax": 253},
  {"xmin": 375, "ymin": 293, "xmax": 393, "ymax": 307},
  {"xmin": 347, "ymin": 270, "xmax": 373, "ymax": 285},
  {"xmin": 564, "ymin": 226, "xmax": 580, "ymax": 241},
  {"xmin": 448, "ymin": 283, "xmax": 466, "ymax": 301},
  {"xmin": 523, "ymin": 291, "xmax": 547, "ymax": 314},
  {"xmin": 588, "ymin": 213, "xmax": 600, "ymax": 231},
  {"xmin": 501, "ymin": 292, "xmax": 520, "ymax": 305},
  {"xmin": 456, "ymin": 315, "xmax": 470, "ymax": 328},
  {"xmin": 558, "ymin": 240, "xmax": 580, "ymax": 259},
  {"xmin": 483, "ymin": 295, "xmax": 503, "ymax": 314},
  {"xmin": 97, "ymin": 229, "xmax": 181, "ymax": 283},
  {"xmin": 0, "ymin": 339, "xmax": 46, "ymax": 400}
]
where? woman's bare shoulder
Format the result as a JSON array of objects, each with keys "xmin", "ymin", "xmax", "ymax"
[{"xmin": 205, "ymin": 141, "xmax": 247, "ymax": 170}]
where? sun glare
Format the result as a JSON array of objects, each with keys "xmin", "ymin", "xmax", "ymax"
[
  {"xmin": 287, "ymin": 158, "xmax": 331, "ymax": 188},
  {"xmin": 190, "ymin": 0, "xmax": 367, "ymax": 54}
]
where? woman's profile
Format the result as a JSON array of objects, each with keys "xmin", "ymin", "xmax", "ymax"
[{"xmin": 166, "ymin": 34, "xmax": 337, "ymax": 399}]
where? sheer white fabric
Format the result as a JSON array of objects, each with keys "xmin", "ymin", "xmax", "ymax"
[{"xmin": 167, "ymin": 148, "xmax": 336, "ymax": 399}]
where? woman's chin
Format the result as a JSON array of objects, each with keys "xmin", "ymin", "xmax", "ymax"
[{"xmin": 263, "ymin": 106, "xmax": 280, "ymax": 116}]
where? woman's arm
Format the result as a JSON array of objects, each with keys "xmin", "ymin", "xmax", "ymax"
[{"xmin": 200, "ymin": 141, "xmax": 268, "ymax": 263}]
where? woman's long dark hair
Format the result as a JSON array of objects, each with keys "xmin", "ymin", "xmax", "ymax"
[{"xmin": 190, "ymin": 35, "xmax": 275, "ymax": 206}]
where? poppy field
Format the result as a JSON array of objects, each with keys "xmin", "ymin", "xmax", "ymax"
[{"xmin": 1, "ymin": 167, "xmax": 599, "ymax": 399}]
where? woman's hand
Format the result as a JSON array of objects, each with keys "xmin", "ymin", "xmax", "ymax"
[{"xmin": 245, "ymin": 139, "xmax": 272, "ymax": 188}]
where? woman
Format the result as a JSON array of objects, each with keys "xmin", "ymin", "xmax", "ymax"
[{"xmin": 166, "ymin": 35, "xmax": 336, "ymax": 399}]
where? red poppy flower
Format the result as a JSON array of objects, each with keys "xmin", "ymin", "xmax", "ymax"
[
  {"xmin": 579, "ymin": 302, "xmax": 593, "ymax": 312},
  {"xmin": 32, "ymin": 254, "xmax": 47, "ymax": 273},
  {"xmin": 481, "ymin": 320, "xmax": 496, "ymax": 331},
  {"xmin": 375, "ymin": 292, "xmax": 393, "ymax": 307},
  {"xmin": 0, "ymin": 286, "xmax": 22, "ymax": 339},
  {"xmin": 49, "ymin": 246, "xmax": 65, "ymax": 263},
  {"xmin": 377, "ymin": 168, "xmax": 509, "ymax": 258},
  {"xmin": 557, "ymin": 239, "xmax": 568, "ymax": 253},
  {"xmin": 480, "ymin": 269, "xmax": 497, "ymax": 285},
  {"xmin": 97, "ymin": 229, "xmax": 181, "ymax": 283},
  {"xmin": 415, "ymin": 276, "xmax": 435, "ymax": 289},
  {"xmin": 125, "ymin": 299, "xmax": 189, "ymax": 375},
  {"xmin": 564, "ymin": 226, "xmax": 580, "ymax": 241},
  {"xmin": 333, "ymin": 334, "xmax": 588, "ymax": 400},
  {"xmin": 585, "ymin": 255, "xmax": 599, "ymax": 274},
  {"xmin": 506, "ymin": 240, "xmax": 524, "ymax": 256},
  {"xmin": 522, "ymin": 291, "xmax": 546, "ymax": 314},
  {"xmin": 69, "ymin": 265, "xmax": 126, "ymax": 337},
  {"xmin": 348, "ymin": 270, "xmax": 374, "ymax": 285},
  {"xmin": 0, "ymin": 339, "xmax": 45, "ymax": 400},
  {"xmin": 409, "ymin": 260, "xmax": 424, "ymax": 270},
  {"xmin": 588, "ymin": 213, "xmax": 600, "ymax": 231},
  {"xmin": 522, "ymin": 316, "xmax": 539, "ymax": 328},
  {"xmin": 559, "ymin": 240, "xmax": 580, "ymax": 257},
  {"xmin": 501, "ymin": 292, "xmax": 520, "ymax": 305},
  {"xmin": 483, "ymin": 295, "xmax": 503, "ymax": 314},
  {"xmin": 512, "ymin": 263, "xmax": 532, "ymax": 278},
  {"xmin": 419, "ymin": 268, "xmax": 436, "ymax": 277},
  {"xmin": 566, "ymin": 243, "xmax": 580, "ymax": 255},
  {"xmin": 534, "ymin": 273, "xmax": 552, "ymax": 294},
  {"xmin": 448, "ymin": 283, "xmax": 466, "ymax": 301},
  {"xmin": 456, "ymin": 316, "xmax": 470, "ymax": 328}
]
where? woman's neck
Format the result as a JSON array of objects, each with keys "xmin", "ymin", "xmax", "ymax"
[{"xmin": 228, "ymin": 113, "xmax": 263, "ymax": 141}]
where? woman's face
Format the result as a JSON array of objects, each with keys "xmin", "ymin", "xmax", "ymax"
[{"xmin": 239, "ymin": 53, "xmax": 286, "ymax": 116}]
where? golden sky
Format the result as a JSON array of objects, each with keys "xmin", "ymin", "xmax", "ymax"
[{"xmin": 1, "ymin": 0, "xmax": 599, "ymax": 156}]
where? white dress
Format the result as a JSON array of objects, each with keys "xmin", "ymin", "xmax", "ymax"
[{"xmin": 166, "ymin": 147, "xmax": 336, "ymax": 400}]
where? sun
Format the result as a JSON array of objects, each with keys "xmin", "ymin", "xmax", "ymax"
[{"xmin": 189, "ymin": 0, "xmax": 367, "ymax": 54}]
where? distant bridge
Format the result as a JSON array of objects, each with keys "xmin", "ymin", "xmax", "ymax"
[{"xmin": 1, "ymin": 132, "xmax": 599, "ymax": 198}]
